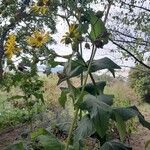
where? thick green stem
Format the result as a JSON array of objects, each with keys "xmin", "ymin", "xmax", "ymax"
[
  {"xmin": 65, "ymin": 46, "xmax": 97, "ymax": 150},
  {"xmin": 79, "ymin": 43, "xmax": 83, "ymax": 120},
  {"xmin": 65, "ymin": 108, "xmax": 79, "ymax": 150}
]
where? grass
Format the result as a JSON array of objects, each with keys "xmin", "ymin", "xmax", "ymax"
[{"xmin": 0, "ymin": 74, "xmax": 146, "ymax": 132}]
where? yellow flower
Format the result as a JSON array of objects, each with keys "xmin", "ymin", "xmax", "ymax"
[
  {"xmin": 61, "ymin": 24, "xmax": 80, "ymax": 44},
  {"xmin": 31, "ymin": 0, "xmax": 49, "ymax": 15},
  {"xmin": 4, "ymin": 34, "xmax": 20, "ymax": 59},
  {"xmin": 26, "ymin": 30, "xmax": 49, "ymax": 47}
]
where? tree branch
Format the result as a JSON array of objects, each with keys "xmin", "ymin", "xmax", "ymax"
[
  {"xmin": 113, "ymin": 39, "xmax": 148, "ymax": 46},
  {"xmin": 104, "ymin": 0, "xmax": 113, "ymax": 24},
  {"xmin": 110, "ymin": 38, "xmax": 150, "ymax": 69},
  {"xmin": 109, "ymin": 29, "xmax": 150, "ymax": 44},
  {"xmin": 121, "ymin": 1, "xmax": 150, "ymax": 12}
]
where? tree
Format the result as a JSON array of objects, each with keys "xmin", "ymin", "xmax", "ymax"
[{"xmin": 129, "ymin": 64, "xmax": 150, "ymax": 103}]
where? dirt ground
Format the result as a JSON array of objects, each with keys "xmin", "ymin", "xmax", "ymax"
[
  {"xmin": 0, "ymin": 123, "xmax": 149, "ymax": 150},
  {"xmin": 130, "ymin": 126, "xmax": 150, "ymax": 150},
  {"xmin": 0, "ymin": 104, "xmax": 150, "ymax": 150}
]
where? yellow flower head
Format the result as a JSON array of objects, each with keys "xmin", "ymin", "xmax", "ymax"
[
  {"xmin": 4, "ymin": 34, "xmax": 20, "ymax": 59},
  {"xmin": 61, "ymin": 24, "xmax": 80, "ymax": 44},
  {"xmin": 31, "ymin": 0, "xmax": 49, "ymax": 15},
  {"xmin": 26, "ymin": 30, "xmax": 49, "ymax": 47}
]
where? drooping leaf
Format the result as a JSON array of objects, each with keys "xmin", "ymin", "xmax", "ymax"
[
  {"xmin": 97, "ymin": 94, "xmax": 114, "ymax": 106},
  {"xmin": 80, "ymin": 95, "xmax": 111, "ymax": 137},
  {"xmin": 90, "ymin": 14, "xmax": 106, "ymax": 40},
  {"xmin": 57, "ymin": 59, "xmax": 86, "ymax": 85},
  {"xmin": 74, "ymin": 115, "xmax": 96, "ymax": 145},
  {"xmin": 6, "ymin": 142, "xmax": 24, "ymax": 150},
  {"xmin": 31, "ymin": 128, "xmax": 64, "ymax": 150},
  {"xmin": 101, "ymin": 141, "xmax": 132, "ymax": 150},
  {"xmin": 90, "ymin": 57, "xmax": 121, "ymax": 76},
  {"xmin": 115, "ymin": 113, "xmax": 126, "ymax": 142},
  {"xmin": 79, "ymin": 81, "xmax": 106, "ymax": 95},
  {"xmin": 58, "ymin": 57, "xmax": 120, "ymax": 84},
  {"xmin": 111, "ymin": 106, "xmax": 150, "ymax": 129},
  {"xmin": 34, "ymin": 135, "xmax": 64, "ymax": 150}
]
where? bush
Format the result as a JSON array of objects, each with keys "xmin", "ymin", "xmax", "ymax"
[{"xmin": 128, "ymin": 65, "xmax": 150, "ymax": 103}]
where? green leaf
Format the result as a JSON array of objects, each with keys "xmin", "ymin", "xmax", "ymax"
[
  {"xmin": 90, "ymin": 57, "xmax": 121, "ymax": 76},
  {"xmin": 58, "ymin": 57, "xmax": 120, "ymax": 84},
  {"xmin": 78, "ymin": 23, "xmax": 89, "ymax": 34},
  {"xmin": 34, "ymin": 135, "xmax": 64, "ymax": 150},
  {"xmin": 6, "ymin": 142, "xmax": 24, "ymax": 150},
  {"xmin": 80, "ymin": 95, "xmax": 111, "ymax": 137},
  {"xmin": 58, "ymin": 90, "xmax": 68, "ymax": 108},
  {"xmin": 31, "ymin": 128, "xmax": 52, "ymax": 139},
  {"xmin": 115, "ymin": 113, "xmax": 126, "ymax": 142},
  {"xmin": 80, "ymin": 81, "xmax": 106, "ymax": 95},
  {"xmin": 111, "ymin": 106, "xmax": 150, "ymax": 129},
  {"xmin": 74, "ymin": 115, "xmax": 96, "ymax": 145},
  {"xmin": 101, "ymin": 141, "xmax": 132, "ymax": 150},
  {"xmin": 57, "ymin": 59, "xmax": 86, "ymax": 84},
  {"xmin": 90, "ymin": 14, "xmax": 106, "ymax": 40},
  {"xmin": 97, "ymin": 94, "xmax": 114, "ymax": 106},
  {"xmin": 31, "ymin": 128, "xmax": 64, "ymax": 150}
]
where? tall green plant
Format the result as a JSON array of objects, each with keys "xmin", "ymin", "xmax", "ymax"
[{"xmin": 0, "ymin": 0, "xmax": 150, "ymax": 150}]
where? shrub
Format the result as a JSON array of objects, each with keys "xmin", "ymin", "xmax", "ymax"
[{"xmin": 128, "ymin": 65, "xmax": 150, "ymax": 103}]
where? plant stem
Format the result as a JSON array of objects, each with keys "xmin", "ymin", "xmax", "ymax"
[
  {"xmin": 65, "ymin": 108, "xmax": 79, "ymax": 150},
  {"xmin": 65, "ymin": 46, "xmax": 97, "ymax": 150},
  {"xmin": 79, "ymin": 43, "xmax": 83, "ymax": 120}
]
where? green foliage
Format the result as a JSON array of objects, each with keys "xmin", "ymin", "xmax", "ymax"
[
  {"xmin": 73, "ymin": 115, "xmax": 95, "ymax": 148},
  {"xmin": 90, "ymin": 13, "xmax": 106, "ymax": 40},
  {"xmin": 0, "ymin": 0, "xmax": 150, "ymax": 150},
  {"xmin": 6, "ymin": 142, "xmax": 24, "ymax": 150},
  {"xmin": 115, "ymin": 113, "xmax": 126, "ymax": 142},
  {"xmin": 58, "ymin": 57, "xmax": 121, "ymax": 84},
  {"xmin": 80, "ymin": 94, "xmax": 111, "ymax": 138},
  {"xmin": 129, "ymin": 65, "xmax": 150, "ymax": 102},
  {"xmin": 101, "ymin": 141, "xmax": 132, "ymax": 150}
]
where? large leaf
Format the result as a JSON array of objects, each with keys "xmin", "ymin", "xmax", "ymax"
[
  {"xmin": 57, "ymin": 59, "xmax": 86, "ymax": 84},
  {"xmin": 97, "ymin": 94, "xmax": 114, "ymax": 106},
  {"xmin": 74, "ymin": 115, "xmax": 96, "ymax": 144},
  {"xmin": 80, "ymin": 95, "xmax": 111, "ymax": 137},
  {"xmin": 90, "ymin": 57, "xmax": 121, "ymax": 77},
  {"xmin": 6, "ymin": 142, "xmax": 24, "ymax": 150},
  {"xmin": 58, "ymin": 57, "xmax": 120, "ymax": 84},
  {"xmin": 101, "ymin": 141, "xmax": 132, "ymax": 150},
  {"xmin": 90, "ymin": 14, "xmax": 106, "ymax": 40},
  {"xmin": 31, "ymin": 128, "xmax": 64, "ymax": 150},
  {"xmin": 111, "ymin": 106, "xmax": 150, "ymax": 129},
  {"xmin": 79, "ymin": 81, "xmax": 106, "ymax": 95},
  {"xmin": 34, "ymin": 135, "xmax": 64, "ymax": 150}
]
